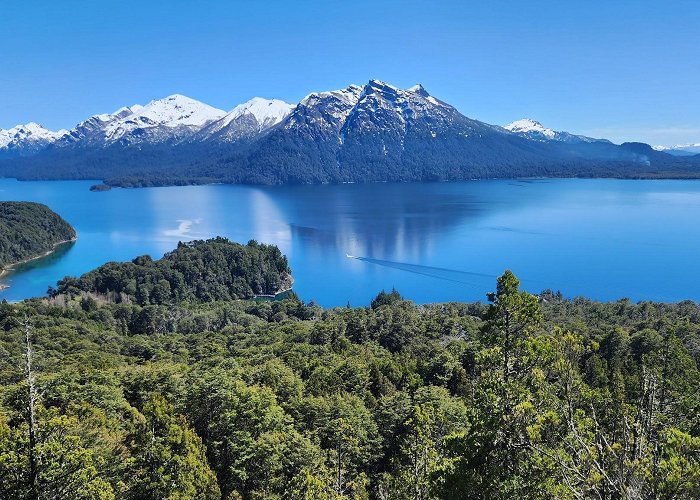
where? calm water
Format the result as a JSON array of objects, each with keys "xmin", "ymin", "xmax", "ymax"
[{"xmin": 1, "ymin": 178, "xmax": 699, "ymax": 306}]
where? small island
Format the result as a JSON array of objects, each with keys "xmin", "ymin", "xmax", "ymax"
[
  {"xmin": 89, "ymin": 183, "xmax": 112, "ymax": 192},
  {"xmin": 0, "ymin": 201, "xmax": 76, "ymax": 290}
]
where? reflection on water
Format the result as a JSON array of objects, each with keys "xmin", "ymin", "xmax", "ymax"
[
  {"xmin": 1, "ymin": 178, "xmax": 699, "ymax": 306},
  {"xmin": 270, "ymin": 181, "xmax": 540, "ymax": 263}
]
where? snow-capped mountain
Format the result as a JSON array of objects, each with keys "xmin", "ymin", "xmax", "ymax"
[
  {"xmin": 1, "ymin": 79, "xmax": 694, "ymax": 185},
  {"xmin": 504, "ymin": 118, "xmax": 606, "ymax": 144},
  {"xmin": 0, "ymin": 123, "xmax": 68, "ymax": 157},
  {"xmin": 1, "ymin": 95, "xmax": 226, "ymax": 156},
  {"xmin": 653, "ymin": 143, "xmax": 700, "ymax": 156},
  {"xmin": 199, "ymin": 97, "xmax": 294, "ymax": 142},
  {"xmin": 344, "ymin": 80, "xmax": 465, "ymax": 134},
  {"xmin": 280, "ymin": 80, "xmax": 464, "ymax": 144},
  {"xmin": 57, "ymin": 105, "xmax": 141, "ymax": 147},
  {"xmin": 102, "ymin": 95, "xmax": 225, "ymax": 145},
  {"xmin": 243, "ymin": 80, "xmax": 571, "ymax": 184},
  {"xmin": 504, "ymin": 119, "xmax": 557, "ymax": 140}
]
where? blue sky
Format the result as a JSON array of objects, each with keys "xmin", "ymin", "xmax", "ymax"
[{"xmin": 1, "ymin": 0, "xmax": 699, "ymax": 145}]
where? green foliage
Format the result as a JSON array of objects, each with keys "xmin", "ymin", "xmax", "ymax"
[
  {"xmin": 0, "ymin": 407, "xmax": 115, "ymax": 499},
  {"xmin": 56, "ymin": 237, "xmax": 292, "ymax": 304},
  {"xmin": 0, "ymin": 201, "xmax": 75, "ymax": 269},
  {"xmin": 1, "ymin": 262, "xmax": 700, "ymax": 498},
  {"xmin": 370, "ymin": 288, "xmax": 403, "ymax": 310},
  {"xmin": 123, "ymin": 394, "xmax": 220, "ymax": 499}
]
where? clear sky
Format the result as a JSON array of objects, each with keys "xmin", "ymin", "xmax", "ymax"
[{"xmin": 1, "ymin": 0, "xmax": 699, "ymax": 146}]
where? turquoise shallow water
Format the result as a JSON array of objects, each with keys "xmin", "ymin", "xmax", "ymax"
[{"xmin": 1, "ymin": 178, "xmax": 699, "ymax": 306}]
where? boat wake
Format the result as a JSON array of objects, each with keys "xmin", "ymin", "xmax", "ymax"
[
  {"xmin": 346, "ymin": 255, "xmax": 548, "ymax": 289},
  {"xmin": 346, "ymin": 255, "xmax": 495, "ymax": 287}
]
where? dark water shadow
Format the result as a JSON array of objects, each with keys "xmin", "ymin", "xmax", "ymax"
[{"xmin": 2, "ymin": 240, "xmax": 77, "ymax": 285}]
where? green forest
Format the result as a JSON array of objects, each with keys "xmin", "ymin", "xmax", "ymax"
[
  {"xmin": 53, "ymin": 238, "xmax": 293, "ymax": 304},
  {"xmin": 1, "ymin": 239, "xmax": 700, "ymax": 499},
  {"xmin": 0, "ymin": 202, "xmax": 76, "ymax": 269}
]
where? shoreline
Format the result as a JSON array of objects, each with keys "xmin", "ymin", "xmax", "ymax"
[
  {"xmin": 4, "ymin": 176, "xmax": 700, "ymax": 193},
  {"xmin": 92, "ymin": 175, "xmax": 700, "ymax": 190},
  {"xmin": 0, "ymin": 237, "xmax": 76, "ymax": 291}
]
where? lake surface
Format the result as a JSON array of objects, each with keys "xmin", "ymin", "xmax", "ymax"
[{"xmin": 1, "ymin": 178, "xmax": 699, "ymax": 306}]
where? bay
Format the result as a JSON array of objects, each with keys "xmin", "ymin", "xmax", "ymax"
[{"xmin": 1, "ymin": 178, "xmax": 699, "ymax": 306}]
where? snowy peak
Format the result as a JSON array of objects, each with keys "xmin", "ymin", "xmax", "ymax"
[
  {"xmin": 199, "ymin": 97, "xmax": 294, "ymax": 142},
  {"xmin": 361, "ymin": 80, "xmax": 428, "ymax": 100},
  {"xmin": 300, "ymin": 84, "xmax": 364, "ymax": 109},
  {"xmin": 57, "ymin": 104, "xmax": 143, "ymax": 147},
  {"xmin": 287, "ymin": 80, "xmax": 446, "ymax": 137},
  {"xmin": 357, "ymin": 80, "xmax": 445, "ymax": 111},
  {"xmin": 103, "ymin": 94, "xmax": 225, "ymax": 143},
  {"xmin": 227, "ymin": 97, "xmax": 294, "ymax": 129},
  {"xmin": 365, "ymin": 79, "xmax": 401, "ymax": 95},
  {"xmin": 80, "ymin": 105, "xmax": 139, "ymax": 128},
  {"xmin": 504, "ymin": 118, "xmax": 556, "ymax": 139},
  {"xmin": 0, "ymin": 122, "xmax": 67, "ymax": 154},
  {"xmin": 504, "ymin": 118, "xmax": 605, "ymax": 144},
  {"xmin": 354, "ymin": 80, "xmax": 451, "ymax": 120},
  {"xmin": 289, "ymin": 84, "xmax": 364, "ymax": 129},
  {"xmin": 408, "ymin": 84, "xmax": 430, "ymax": 97},
  {"xmin": 115, "ymin": 94, "xmax": 224, "ymax": 128},
  {"xmin": 136, "ymin": 94, "xmax": 225, "ymax": 127}
]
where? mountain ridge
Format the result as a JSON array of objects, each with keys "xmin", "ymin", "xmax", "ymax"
[{"xmin": 1, "ymin": 79, "xmax": 699, "ymax": 186}]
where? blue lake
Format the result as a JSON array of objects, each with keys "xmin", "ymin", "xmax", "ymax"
[{"xmin": 1, "ymin": 178, "xmax": 699, "ymax": 306}]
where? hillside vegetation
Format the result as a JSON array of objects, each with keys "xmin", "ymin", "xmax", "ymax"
[
  {"xmin": 0, "ymin": 201, "xmax": 76, "ymax": 269},
  {"xmin": 54, "ymin": 237, "xmax": 292, "ymax": 303},
  {"xmin": 1, "ymin": 241, "xmax": 699, "ymax": 498}
]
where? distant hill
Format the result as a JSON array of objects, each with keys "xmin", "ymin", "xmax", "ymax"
[
  {"xmin": 1, "ymin": 80, "xmax": 699, "ymax": 186},
  {"xmin": 0, "ymin": 201, "xmax": 76, "ymax": 269}
]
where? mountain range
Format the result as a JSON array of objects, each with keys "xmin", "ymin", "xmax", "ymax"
[
  {"xmin": 652, "ymin": 143, "xmax": 700, "ymax": 156},
  {"xmin": 1, "ymin": 80, "xmax": 698, "ymax": 186}
]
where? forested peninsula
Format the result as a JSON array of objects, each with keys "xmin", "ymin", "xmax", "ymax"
[
  {"xmin": 53, "ymin": 237, "xmax": 292, "ymax": 303},
  {"xmin": 1, "ymin": 239, "xmax": 700, "ymax": 499},
  {"xmin": 0, "ymin": 202, "xmax": 76, "ymax": 288}
]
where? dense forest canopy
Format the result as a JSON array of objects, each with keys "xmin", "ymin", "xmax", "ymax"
[
  {"xmin": 1, "ymin": 240, "xmax": 700, "ymax": 498},
  {"xmin": 4, "ymin": 141, "xmax": 700, "ymax": 189},
  {"xmin": 0, "ymin": 201, "xmax": 76, "ymax": 269},
  {"xmin": 54, "ymin": 237, "xmax": 292, "ymax": 304}
]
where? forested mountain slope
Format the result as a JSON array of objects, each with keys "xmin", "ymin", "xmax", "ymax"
[{"xmin": 1, "ymin": 240, "xmax": 699, "ymax": 498}]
